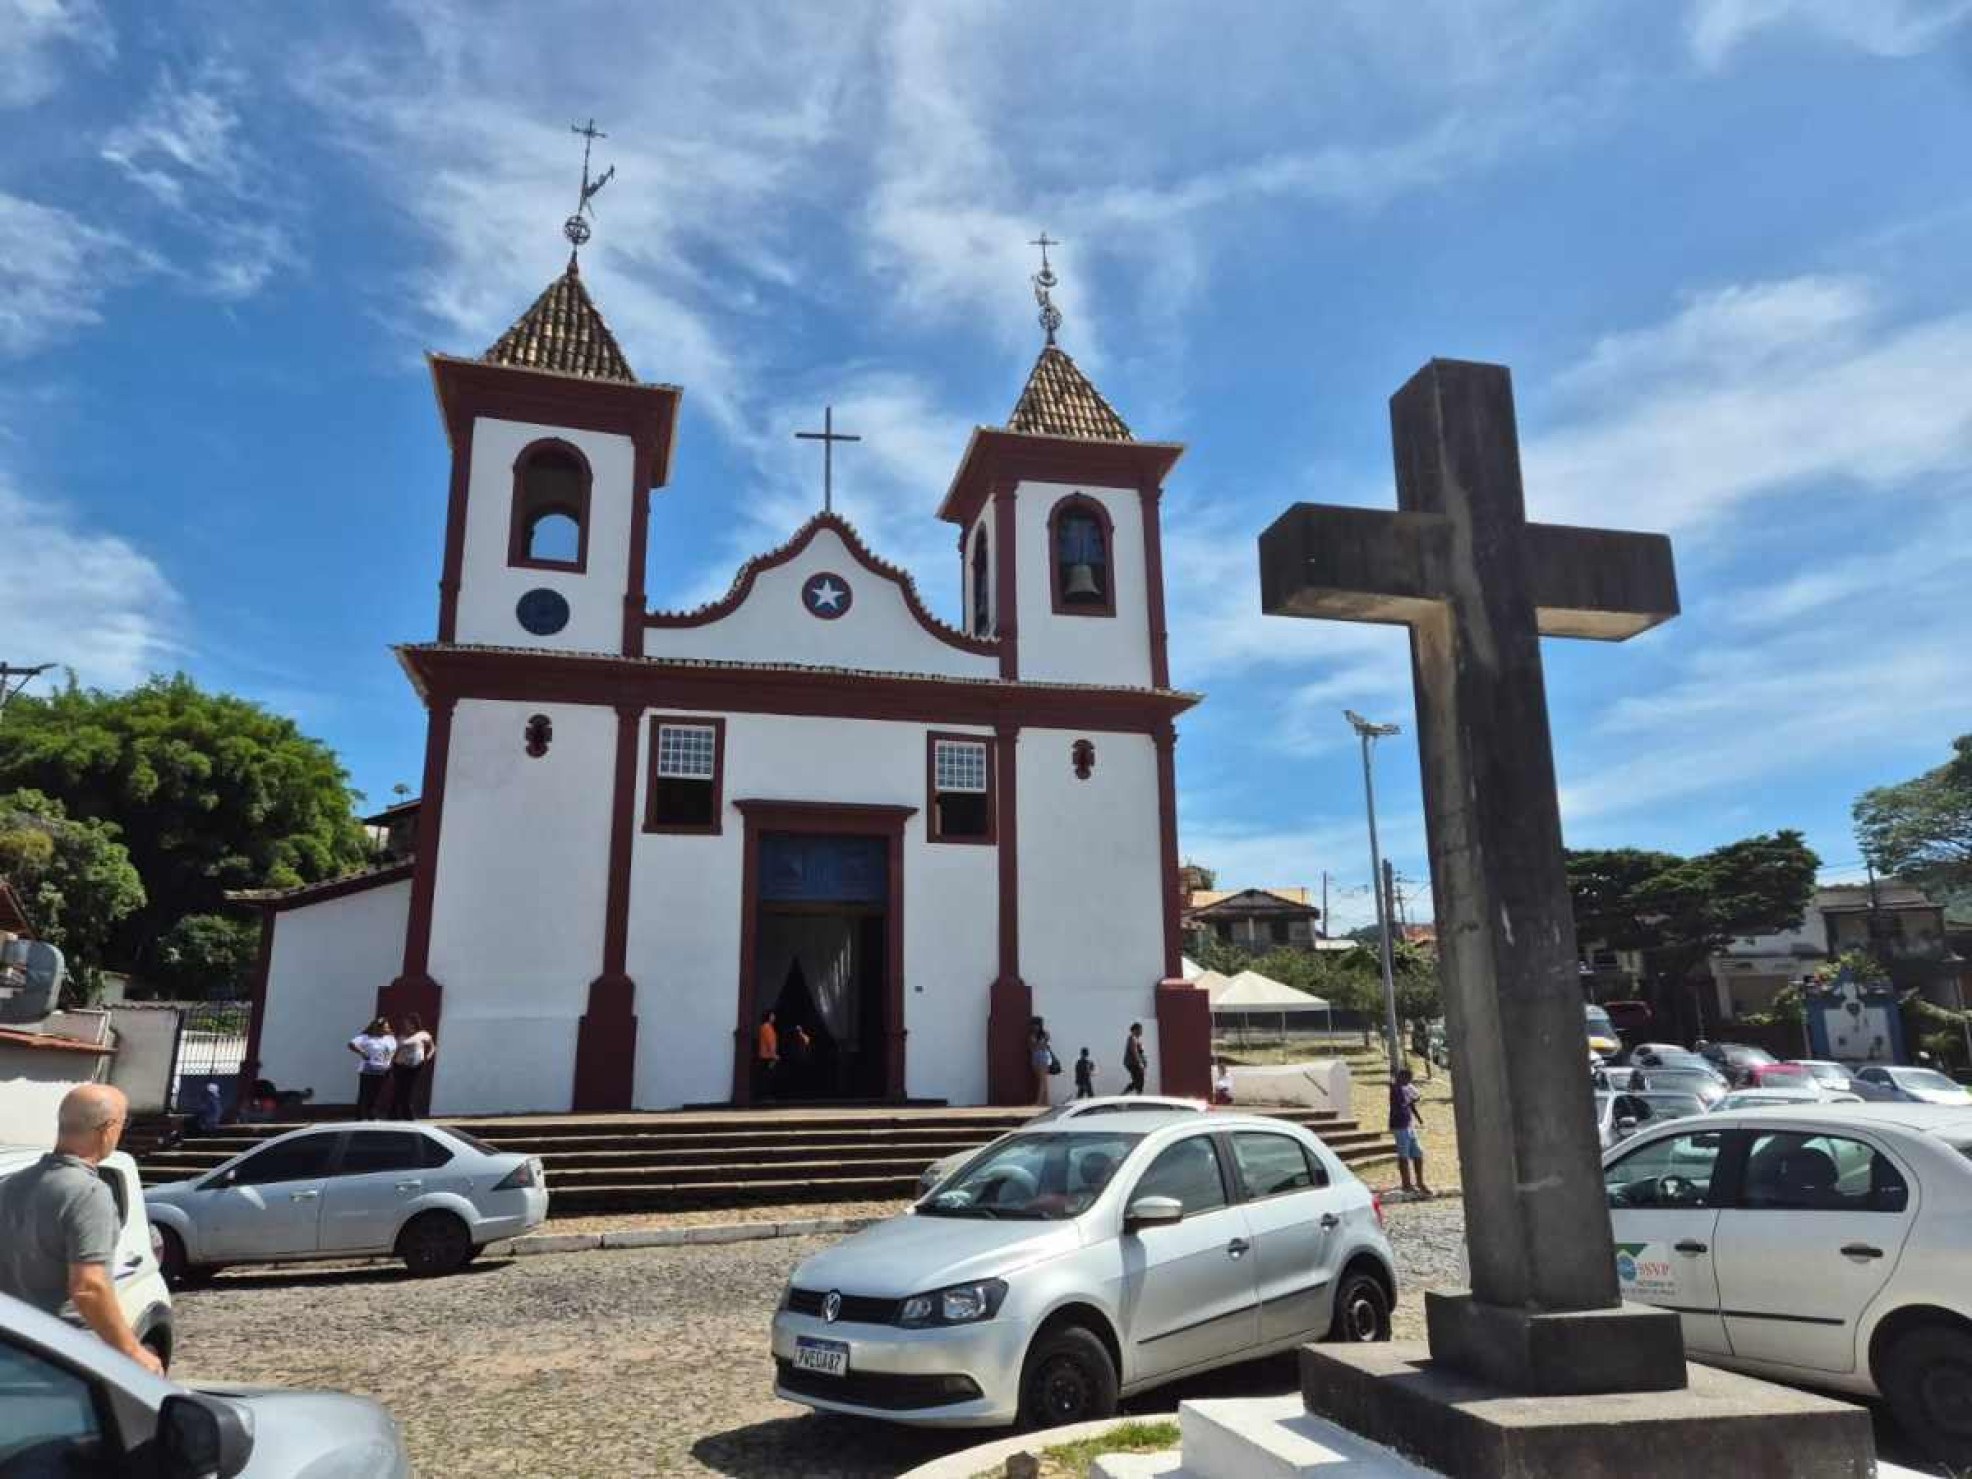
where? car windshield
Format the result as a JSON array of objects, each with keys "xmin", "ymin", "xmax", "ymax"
[
  {"xmin": 1729, "ymin": 1046, "xmax": 1777, "ymax": 1064},
  {"xmin": 1717, "ymin": 1092, "xmax": 1806, "ymax": 1110},
  {"xmin": 1798, "ymin": 1063, "xmax": 1847, "ymax": 1084},
  {"xmin": 1893, "ymin": 1068, "xmax": 1964, "ymax": 1092},
  {"xmin": 1643, "ymin": 1094, "xmax": 1706, "ymax": 1117},
  {"xmin": 919, "ymin": 1131, "xmax": 1141, "ymax": 1220},
  {"xmin": 1649, "ymin": 1053, "xmax": 1713, "ymax": 1072},
  {"xmin": 1585, "ymin": 1007, "xmax": 1615, "ymax": 1036}
]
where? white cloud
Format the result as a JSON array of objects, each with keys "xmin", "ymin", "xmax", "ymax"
[
  {"xmin": 0, "ymin": 191, "xmax": 156, "ymax": 356},
  {"xmin": 0, "ymin": 476, "xmax": 180, "ymax": 689},
  {"xmin": 0, "ymin": 0, "xmax": 111, "ymax": 108},
  {"xmin": 1688, "ymin": 0, "xmax": 1972, "ymax": 68}
]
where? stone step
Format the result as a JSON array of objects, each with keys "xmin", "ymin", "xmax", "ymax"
[
  {"xmin": 1178, "ymin": 1395, "xmax": 1436, "ymax": 1479},
  {"xmin": 1090, "ymin": 1455, "xmax": 1194, "ymax": 1479}
]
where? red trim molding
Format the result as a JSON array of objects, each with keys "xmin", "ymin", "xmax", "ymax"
[
  {"xmin": 925, "ymin": 730, "xmax": 997, "ymax": 845},
  {"xmin": 1155, "ymin": 978, "xmax": 1212, "ymax": 1099},
  {"xmin": 573, "ymin": 703, "xmax": 642, "ymax": 1112},
  {"xmin": 1154, "ymin": 723, "xmax": 1182, "ymax": 979},
  {"xmin": 986, "ymin": 722, "xmax": 1029, "ymax": 1105},
  {"xmin": 506, "ymin": 438, "xmax": 593, "ymax": 573},
  {"xmin": 398, "ymin": 645, "xmax": 1198, "ymax": 733},
  {"xmin": 378, "ymin": 695, "xmax": 455, "ymax": 1113},
  {"xmin": 939, "ymin": 427, "xmax": 1184, "ymax": 529},
  {"xmin": 1048, "ymin": 493, "xmax": 1118, "ymax": 618},
  {"xmin": 1140, "ymin": 482, "xmax": 1172, "ymax": 691},
  {"xmin": 238, "ymin": 905, "xmax": 278, "ymax": 1104},
  {"xmin": 429, "ymin": 355, "xmax": 679, "ymax": 491},
  {"xmin": 436, "ymin": 419, "xmax": 477, "ymax": 643},
  {"xmin": 729, "ymin": 800, "xmax": 915, "ymax": 1105},
  {"xmin": 623, "ymin": 435, "xmax": 656, "ymax": 656},
  {"xmin": 992, "ymin": 484, "xmax": 1019, "ymax": 681},
  {"xmin": 643, "ymin": 713, "xmax": 726, "ymax": 835},
  {"xmin": 647, "ymin": 511, "xmax": 996, "ymax": 658}
]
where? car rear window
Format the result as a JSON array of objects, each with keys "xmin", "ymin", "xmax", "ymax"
[{"xmin": 439, "ymin": 1128, "xmax": 500, "ymax": 1156}]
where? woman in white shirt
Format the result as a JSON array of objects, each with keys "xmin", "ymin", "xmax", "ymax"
[
  {"xmin": 390, "ymin": 1014, "xmax": 436, "ymax": 1120},
  {"xmin": 347, "ymin": 1017, "xmax": 397, "ymax": 1118}
]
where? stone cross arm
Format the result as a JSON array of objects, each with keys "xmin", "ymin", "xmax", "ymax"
[{"xmin": 1258, "ymin": 504, "xmax": 1679, "ymax": 641}]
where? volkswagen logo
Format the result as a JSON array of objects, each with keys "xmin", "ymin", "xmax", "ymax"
[{"xmin": 822, "ymin": 1290, "xmax": 842, "ymax": 1324}]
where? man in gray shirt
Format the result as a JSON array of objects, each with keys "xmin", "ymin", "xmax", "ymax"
[{"xmin": 0, "ymin": 1082, "xmax": 163, "ymax": 1374}]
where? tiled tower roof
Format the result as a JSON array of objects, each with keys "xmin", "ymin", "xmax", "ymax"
[
  {"xmin": 1007, "ymin": 344, "xmax": 1133, "ymax": 441},
  {"xmin": 483, "ymin": 256, "xmax": 637, "ymax": 382}
]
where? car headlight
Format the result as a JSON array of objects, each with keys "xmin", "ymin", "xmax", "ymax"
[{"xmin": 897, "ymin": 1278, "xmax": 1008, "ymax": 1328}]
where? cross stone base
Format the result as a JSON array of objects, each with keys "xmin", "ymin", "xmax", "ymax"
[
  {"xmin": 1424, "ymin": 1292, "xmax": 1685, "ymax": 1396},
  {"xmin": 1300, "ymin": 1341, "xmax": 1877, "ymax": 1479}
]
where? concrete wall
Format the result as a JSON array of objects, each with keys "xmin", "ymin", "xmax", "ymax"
[
  {"xmin": 453, "ymin": 417, "xmax": 636, "ymax": 653},
  {"xmin": 1017, "ymin": 726, "xmax": 1166, "ymax": 1096},
  {"xmin": 1011, "ymin": 480, "xmax": 1152, "ymax": 688},
  {"xmin": 105, "ymin": 1005, "xmax": 181, "ymax": 1113},
  {"xmin": 426, "ymin": 699, "xmax": 616, "ymax": 1114},
  {"xmin": 643, "ymin": 522, "xmax": 996, "ymax": 680},
  {"xmin": 0, "ymin": 1047, "xmax": 110, "ymax": 1147},
  {"xmin": 256, "ymin": 879, "xmax": 412, "ymax": 1104}
]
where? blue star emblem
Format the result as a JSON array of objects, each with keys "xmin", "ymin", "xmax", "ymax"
[{"xmin": 802, "ymin": 571, "xmax": 852, "ymax": 619}]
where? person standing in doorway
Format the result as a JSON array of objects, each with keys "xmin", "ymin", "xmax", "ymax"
[
  {"xmin": 348, "ymin": 1017, "xmax": 396, "ymax": 1118},
  {"xmin": 391, "ymin": 1015, "xmax": 436, "ymax": 1119},
  {"xmin": 1123, "ymin": 1021, "xmax": 1147, "ymax": 1095},
  {"xmin": 1029, "ymin": 1017, "xmax": 1054, "ymax": 1107},
  {"xmin": 1389, "ymin": 1067, "xmax": 1432, "ymax": 1197},
  {"xmin": 1073, "ymin": 1047, "xmax": 1096, "ymax": 1099},
  {"xmin": 0, "ymin": 1085, "xmax": 163, "ymax": 1374},
  {"xmin": 756, "ymin": 1010, "xmax": 780, "ymax": 1101}
]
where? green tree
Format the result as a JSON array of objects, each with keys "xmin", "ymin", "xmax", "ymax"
[
  {"xmin": 149, "ymin": 912, "xmax": 262, "ymax": 999},
  {"xmin": 0, "ymin": 789, "xmax": 146, "ymax": 1003},
  {"xmin": 1854, "ymin": 734, "xmax": 1972, "ymax": 901},
  {"xmin": 0, "ymin": 675, "xmax": 369, "ymax": 978},
  {"xmin": 1565, "ymin": 831, "xmax": 1821, "ymax": 1003}
]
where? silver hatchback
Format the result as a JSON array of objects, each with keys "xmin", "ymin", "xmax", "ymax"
[{"xmin": 772, "ymin": 1113, "xmax": 1396, "ymax": 1429}]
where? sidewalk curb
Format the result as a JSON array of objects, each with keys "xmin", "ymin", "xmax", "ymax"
[{"xmin": 483, "ymin": 1214, "xmax": 880, "ymax": 1259}]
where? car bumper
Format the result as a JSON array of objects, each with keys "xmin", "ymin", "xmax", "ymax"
[
  {"xmin": 470, "ymin": 1185, "xmax": 549, "ymax": 1244},
  {"xmin": 770, "ymin": 1308, "xmax": 1029, "ymax": 1426}
]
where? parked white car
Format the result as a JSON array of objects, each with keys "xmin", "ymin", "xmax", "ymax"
[
  {"xmin": 2, "ymin": 1290, "xmax": 409, "ymax": 1476},
  {"xmin": 1852, "ymin": 1065, "xmax": 1972, "ymax": 1106},
  {"xmin": 1603, "ymin": 1103, "xmax": 1972, "ymax": 1467},
  {"xmin": 146, "ymin": 1123, "xmax": 547, "ymax": 1282},
  {"xmin": 1595, "ymin": 1090, "xmax": 1708, "ymax": 1151},
  {"xmin": 0, "ymin": 1147, "xmax": 173, "ymax": 1369},
  {"xmin": 775, "ymin": 1113, "xmax": 1396, "ymax": 1428},
  {"xmin": 915, "ymin": 1095, "xmax": 1206, "ymax": 1197}
]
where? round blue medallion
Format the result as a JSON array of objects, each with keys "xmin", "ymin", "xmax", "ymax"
[
  {"xmin": 516, "ymin": 587, "xmax": 571, "ymax": 635},
  {"xmin": 801, "ymin": 570, "xmax": 853, "ymax": 620}
]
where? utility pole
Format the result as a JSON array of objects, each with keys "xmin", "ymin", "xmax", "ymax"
[
  {"xmin": 0, "ymin": 663, "xmax": 54, "ymax": 722},
  {"xmin": 1346, "ymin": 709, "xmax": 1404, "ymax": 1073},
  {"xmin": 1321, "ymin": 871, "xmax": 1330, "ymax": 938}
]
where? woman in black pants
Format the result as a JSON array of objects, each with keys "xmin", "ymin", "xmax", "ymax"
[{"xmin": 347, "ymin": 1016, "xmax": 396, "ymax": 1118}]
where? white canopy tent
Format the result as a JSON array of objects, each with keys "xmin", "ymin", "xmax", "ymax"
[{"xmin": 1209, "ymin": 968, "xmax": 1331, "ymax": 1045}]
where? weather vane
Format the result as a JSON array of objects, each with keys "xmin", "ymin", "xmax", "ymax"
[
  {"xmin": 1031, "ymin": 232, "xmax": 1062, "ymax": 346},
  {"xmin": 564, "ymin": 119, "xmax": 616, "ymax": 255}
]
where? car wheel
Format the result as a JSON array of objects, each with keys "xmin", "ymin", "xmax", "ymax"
[
  {"xmin": 155, "ymin": 1228, "xmax": 210, "ymax": 1291},
  {"xmin": 1881, "ymin": 1323, "xmax": 1972, "ymax": 1468},
  {"xmin": 1326, "ymin": 1267, "xmax": 1392, "ymax": 1343},
  {"xmin": 397, "ymin": 1211, "xmax": 474, "ymax": 1277},
  {"xmin": 1018, "ymin": 1324, "xmax": 1118, "ymax": 1431}
]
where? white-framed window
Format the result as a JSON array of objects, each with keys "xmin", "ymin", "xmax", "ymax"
[
  {"xmin": 647, "ymin": 717, "xmax": 725, "ymax": 833},
  {"xmin": 929, "ymin": 734, "xmax": 993, "ymax": 843}
]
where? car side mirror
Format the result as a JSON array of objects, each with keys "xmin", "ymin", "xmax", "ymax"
[
  {"xmin": 158, "ymin": 1393, "xmax": 253, "ymax": 1479},
  {"xmin": 1124, "ymin": 1195, "xmax": 1184, "ymax": 1232}
]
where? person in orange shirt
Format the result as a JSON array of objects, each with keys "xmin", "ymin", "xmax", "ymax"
[{"xmin": 756, "ymin": 1010, "xmax": 779, "ymax": 1101}]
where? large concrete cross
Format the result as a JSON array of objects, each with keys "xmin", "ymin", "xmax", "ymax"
[{"xmin": 1261, "ymin": 358, "xmax": 1684, "ymax": 1392}]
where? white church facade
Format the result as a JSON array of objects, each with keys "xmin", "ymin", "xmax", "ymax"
[{"xmin": 243, "ymin": 254, "xmax": 1210, "ymax": 1115}]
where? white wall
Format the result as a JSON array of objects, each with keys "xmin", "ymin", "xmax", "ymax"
[
  {"xmin": 426, "ymin": 699, "xmax": 617, "ymax": 1113},
  {"xmin": 644, "ymin": 523, "xmax": 996, "ymax": 680},
  {"xmin": 453, "ymin": 417, "xmax": 635, "ymax": 653},
  {"xmin": 625, "ymin": 712, "xmax": 998, "ymax": 1107},
  {"xmin": 0, "ymin": 1051, "xmax": 109, "ymax": 1147},
  {"xmin": 256, "ymin": 879, "xmax": 412, "ymax": 1103},
  {"xmin": 1011, "ymin": 481, "xmax": 1152, "ymax": 688},
  {"xmin": 1017, "ymin": 727, "xmax": 1167, "ymax": 1096}
]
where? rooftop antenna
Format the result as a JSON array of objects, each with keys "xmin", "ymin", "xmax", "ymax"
[
  {"xmin": 1030, "ymin": 232, "xmax": 1062, "ymax": 346},
  {"xmin": 564, "ymin": 118, "xmax": 616, "ymax": 261}
]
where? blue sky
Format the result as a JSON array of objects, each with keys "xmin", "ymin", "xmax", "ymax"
[{"xmin": 5, "ymin": 0, "xmax": 1971, "ymax": 932}]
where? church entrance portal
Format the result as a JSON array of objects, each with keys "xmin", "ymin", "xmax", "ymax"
[{"xmin": 731, "ymin": 803, "xmax": 912, "ymax": 1105}]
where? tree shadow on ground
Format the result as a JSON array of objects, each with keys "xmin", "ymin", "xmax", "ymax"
[{"xmin": 187, "ymin": 1259, "xmax": 511, "ymax": 1293}]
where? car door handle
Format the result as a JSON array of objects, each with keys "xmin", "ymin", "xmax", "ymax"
[
  {"xmin": 290, "ymin": 1190, "xmax": 319, "ymax": 1202},
  {"xmin": 1673, "ymin": 1239, "xmax": 1708, "ymax": 1255},
  {"xmin": 1319, "ymin": 1213, "xmax": 1341, "ymax": 1230},
  {"xmin": 1840, "ymin": 1243, "xmax": 1884, "ymax": 1260},
  {"xmin": 1227, "ymin": 1238, "xmax": 1250, "ymax": 1259},
  {"xmin": 394, "ymin": 1180, "xmax": 423, "ymax": 1192}
]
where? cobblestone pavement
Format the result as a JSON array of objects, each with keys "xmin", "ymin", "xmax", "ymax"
[{"xmin": 166, "ymin": 1195, "xmax": 1932, "ymax": 1477}]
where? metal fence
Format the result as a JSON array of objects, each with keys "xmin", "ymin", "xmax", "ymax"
[{"xmin": 169, "ymin": 1000, "xmax": 250, "ymax": 1115}]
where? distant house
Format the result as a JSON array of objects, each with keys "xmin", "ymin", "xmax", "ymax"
[{"xmin": 1183, "ymin": 887, "xmax": 1323, "ymax": 954}]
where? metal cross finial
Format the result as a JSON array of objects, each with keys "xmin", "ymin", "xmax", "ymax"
[
  {"xmin": 564, "ymin": 118, "xmax": 616, "ymax": 254},
  {"xmin": 795, "ymin": 406, "xmax": 861, "ymax": 514},
  {"xmin": 1030, "ymin": 232, "xmax": 1062, "ymax": 346}
]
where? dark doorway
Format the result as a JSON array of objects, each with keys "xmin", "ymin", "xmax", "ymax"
[{"xmin": 754, "ymin": 832, "xmax": 889, "ymax": 1102}]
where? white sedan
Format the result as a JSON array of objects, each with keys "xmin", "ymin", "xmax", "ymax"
[
  {"xmin": 916, "ymin": 1095, "xmax": 1205, "ymax": 1196},
  {"xmin": 1603, "ymin": 1103, "xmax": 1972, "ymax": 1468},
  {"xmin": 146, "ymin": 1123, "xmax": 547, "ymax": 1282}
]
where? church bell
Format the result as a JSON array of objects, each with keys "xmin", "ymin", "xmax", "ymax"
[{"xmin": 1063, "ymin": 562, "xmax": 1103, "ymax": 600}]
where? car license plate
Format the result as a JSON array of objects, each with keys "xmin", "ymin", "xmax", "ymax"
[{"xmin": 794, "ymin": 1337, "xmax": 849, "ymax": 1377}]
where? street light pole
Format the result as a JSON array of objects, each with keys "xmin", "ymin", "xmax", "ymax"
[{"xmin": 1347, "ymin": 709, "xmax": 1404, "ymax": 1072}]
